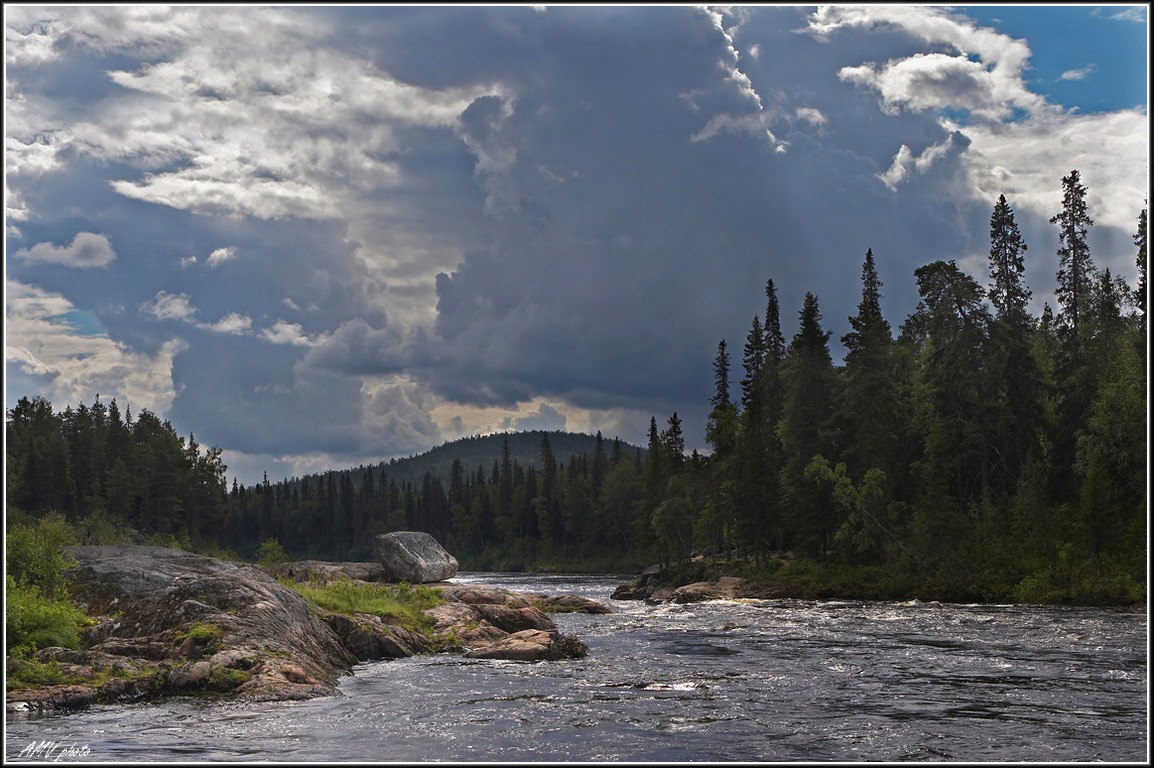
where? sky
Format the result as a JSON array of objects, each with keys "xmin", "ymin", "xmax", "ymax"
[{"xmin": 4, "ymin": 4, "xmax": 1149, "ymax": 488}]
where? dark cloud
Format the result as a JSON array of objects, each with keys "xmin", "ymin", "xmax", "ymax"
[{"xmin": 5, "ymin": 6, "xmax": 1146, "ymax": 483}]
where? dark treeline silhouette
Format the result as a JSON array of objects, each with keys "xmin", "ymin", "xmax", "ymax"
[
  {"xmin": 639, "ymin": 171, "xmax": 1146, "ymax": 599},
  {"xmin": 5, "ymin": 395, "xmax": 228, "ymax": 546},
  {"xmin": 5, "ymin": 170, "xmax": 1147, "ymax": 597},
  {"xmin": 219, "ymin": 430, "xmax": 645, "ymax": 568}
]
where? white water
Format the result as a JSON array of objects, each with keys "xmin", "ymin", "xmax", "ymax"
[{"xmin": 6, "ymin": 573, "xmax": 1148, "ymax": 762}]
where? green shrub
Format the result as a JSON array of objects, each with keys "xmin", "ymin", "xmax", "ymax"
[
  {"xmin": 6, "ymin": 656, "xmax": 68, "ymax": 690},
  {"xmin": 74, "ymin": 508, "xmax": 134, "ymax": 545},
  {"xmin": 145, "ymin": 531, "xmax": 191, "ymax": 551},
  {"xmin": 6, "ymin": 513, "xmax": 79, "ymax": 600},
  {"xmin": 255, "ymin": 538, "xmax": 289, "ymax": 569},
  {"xmin": 5, "ymin": 576, "xmax": 88, "ymax": 653}
]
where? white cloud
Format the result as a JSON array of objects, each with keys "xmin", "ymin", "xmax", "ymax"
[
  {"xmin": 690, "ymin": 111, "xmax": 783, "ymax": 144},
  {"xmin": 205, "ymin": 312, "xmax": 253, "ymax": 335},
  {"xmin": 950, "ymin": 108, "xmax": 1149, "ymax": 232},
  {"xmin": 6, "ymin": 280, "xmax": 185, "ymax": 414},
  {"xmin": 13, "ymin": 232, "xmax": 117, "ymax": 268},
  {"xmin": 8, "ymin": 6, "xmax": 499, "ymax": 223},
  {"xmin": 794, "ymin": 107, "xmax": 827, "ymax": 127},
  {"xmin": 1060, "ymin": 64, "xmax": 1098, "ymax": 82},
  {"xmin": 879, "ymin": 134, "xmax": 960, "ymax": 190},
  {"xmin": 692, "ymin": 7, "xmax": 791, "ymax": 151},
  {"xmin": 206, "ymin": 246, "xmax": 237, "ymax": 267},
  {"xmin": 143, "ymin": 290, "xmax": 198, "ymax": 323},
  {"xmin": 140, "ymin": 292, "xmax": 253, "ymax": 336},
  {"xmin": 261, "ymin": 320, "xmax": 316, "ymax": 347},
  {"xmin": 1095, "ymin": 6, "xmax": 1147, "ymax": 24},
  {"xmin": 811, "ymin": 5, "xmax": 1046, "ymax": 123},
  {"xmin": 5, "ymin": 134, "xmax": 63, "ymax": 177},
  {"xmin": 808, "ymin": 4, "xmax": 1147, "ymax": 230}
]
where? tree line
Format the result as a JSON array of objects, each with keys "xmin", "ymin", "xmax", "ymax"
[
  {"xmin": 642, "ymin": 169, "xmax": 1145, "ymax": 599},
  {"xmin": 5, "ymin": 169, "xmax": 1146, "ymax": 599},
  {"xmin": 220, "ymin": 431, "xmax": 646, "ymax": 569},
  {"xmin": 6, "ymin": 395, "xmax": 228, "ymax": 548}
]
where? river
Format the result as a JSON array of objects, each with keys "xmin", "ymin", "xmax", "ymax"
[{"xmin": 5, "ymin": 573, "xmax": 1148, "ymax": 762}]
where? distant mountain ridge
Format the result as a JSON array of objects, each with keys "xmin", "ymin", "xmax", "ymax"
[
  {"xmin": 286, "ymin": 431, "xmax": 647, "ymax": 492},
  {"xmin": 375, "ymin": 430, "xmax": 646, "ymax": 488}
]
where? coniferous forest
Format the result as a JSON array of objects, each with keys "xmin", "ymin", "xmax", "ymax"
[{"xmin": 5, "ymin": 171, "xmax": 1148, "ymax": 603}]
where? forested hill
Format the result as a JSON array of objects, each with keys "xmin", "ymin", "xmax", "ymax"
[
  {"xmin": 366, "ymin": 431, "xmax": 645, "ymax": 491},
  {"xmin": 6, "ymin": 170, "xmax": 1146, "ymax": 600}
]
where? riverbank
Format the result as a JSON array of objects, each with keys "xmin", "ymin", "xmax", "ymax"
[
  {"xmin": 610, "ymin": 555, "xmax": 1147, "ymax": 607},
  {"xmin": 6, "ymin": 546, "xmax": 606, "ymax": 713}
]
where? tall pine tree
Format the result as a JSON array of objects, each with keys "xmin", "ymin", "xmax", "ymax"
[
  {"xmin": 839, "ymin": 248, "xmax": 900, "ymax": 483},
  {"xmin": 986, "ymin": 195, "xmax": 1044, "ymax": 489},
  {"xmin": 1050, "ymin": 170, "xmax": 1095, "ymax": 341},
  {"xmin": 778, "ymin": 292, "xmax": 839, "ymax": 557}
]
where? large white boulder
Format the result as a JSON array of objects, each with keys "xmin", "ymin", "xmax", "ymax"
[{"xmin": 373, "ymin": 531, "xmax": 458, "ymax": 583}]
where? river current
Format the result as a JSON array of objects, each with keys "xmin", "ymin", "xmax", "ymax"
[{"xmin": 5, "ymin": 573, "xmax": 1148, "ymax": 763}]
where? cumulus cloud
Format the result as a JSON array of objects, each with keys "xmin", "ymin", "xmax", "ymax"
[
  {"xmin": 143, "ymin": 291, "xmax": 198, "ymax": 323},
  {"xmin": 949, "ymin": 108, "xmax": 1149, "ymax": 232},
  {"xmin": 811, "ymin": 5, "xmax": 1046, "ymax": 122},
  {"xmin": 260, "ymin": 320, "xmax": 318, "ymax": 347},
  {"xmin": 13, "ymin": 232, "xmax": 117, "ymax": 268},
  {"xmin": 6, "ymin": 281, "xmax": 185, "ymax": 414},
  {"xmin": 206, "ymin": 247, "xmax": 238, "ymax": 267},
  {"xmin": 9, "ymin": 5, "xmax": 499, "ymax": 224},
  {"xmin": 141, "ymin": 291, "xmax": 254, "ymax": 337},
  {"xmin": 806, "ymin": 3, "xmax": 1147, "ymax": 239},
  {"xmin": 205, "ymin": 313, "xmax": 253, "ymax": 335},
  {"xmin": 879, "ymin": 133, "xmax": 965, "ymax": 190}
]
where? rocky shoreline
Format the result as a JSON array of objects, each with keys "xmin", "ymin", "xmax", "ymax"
[
  {"xmin": 610, "ymin": 566, "xmax": 787, "ymax": 604},
  {"xmin": 6, "ymin": 546, "xmax": 608, "ymax": 713}
]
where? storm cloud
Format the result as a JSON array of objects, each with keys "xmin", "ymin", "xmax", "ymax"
[{"xmin": 5, "ymin": 6, "xmax": 1147, "ymax": 485}]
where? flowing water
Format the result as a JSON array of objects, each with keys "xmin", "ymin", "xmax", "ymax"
[{"xmin": 6, "ymin": 573, "xmax": 1148, "ymax": 762}]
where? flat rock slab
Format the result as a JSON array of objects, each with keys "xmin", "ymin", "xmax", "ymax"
[
  {"xmin": 464, "ymin": 629, "xmax": 588, "ymax": 662},
  {"xmin": 26, "ymin": 546, "xmax": 357, "ymax": 706}
]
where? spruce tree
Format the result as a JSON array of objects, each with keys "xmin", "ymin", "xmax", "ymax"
[
  {"xmin": 764, "ymin": 279, "xmax": 786, "ymax": 364},
  {"xmin": 989, "ymin": 194, "xmax": 1031, "ymax": 323},
  {"xmin": 908, "ymin": 261, "xmax": 992, "ymax": 573},
  {"xmin": 985, "ymin": 195, "xmax": 1043, "ymax": 489},
  {"xmin": 1050, "ymin": 169, "xmax": 1095, "ymax": 340},
  {"xmin": 778, "ymin": 292, "xmax": 839, "ymax": 557},
  {"xmin": 740, "ymin": 315, "xmax": 766, "ymax": 411},
  {"xmin": 840, "ymin": 249, "xmax": 899, "ymax": 483},
  {"xmin": 711, "ymin": 340, "xmax": 732, "ymax": 412}
]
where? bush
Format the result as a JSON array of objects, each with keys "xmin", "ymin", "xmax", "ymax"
[
  {"xmin": 6, "ymin": 656, "xmax": 69, "ymax": 690},
  {"xmin": 145, "ymin": 531, "xmax": 191, "ymax": 551},
  {"xmin": 5, "ymin": 576, "xmax": 88, "ymax": 654},
  {"xmin": 256, "ymin": 538, "xmax": 289, "ymax": 569},
  {"xmin": 6, "ymin": 513, "xmax": 79, "ymax": 600},
  {"xmin": 74, "ymin": 508, "xmax": 134, "ymax": 545}
]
